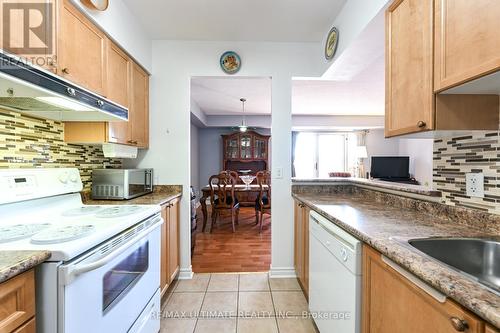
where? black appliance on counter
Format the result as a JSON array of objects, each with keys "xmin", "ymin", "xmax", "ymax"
[
  {"xmin": 190, "ymin": 186, "xmax": 197, "ymax": 257},
  {"xmin": 370, "ymin": 156, "xmax": 419, "ymax": 185}
]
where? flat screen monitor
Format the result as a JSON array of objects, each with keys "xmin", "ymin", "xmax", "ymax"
[{"xmin": 370, "ymin": 156, "xmax": 410, "ymax": 179}]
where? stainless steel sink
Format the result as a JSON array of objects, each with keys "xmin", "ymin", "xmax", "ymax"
[{"xmin": 407, "ymin": 238, "xmax": 500, "ymax": 293}]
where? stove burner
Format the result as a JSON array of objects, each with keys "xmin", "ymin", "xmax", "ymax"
[
  {"xmin": 62, "ymin": 206, "xmax": 103, "ymax": 217},
  {"xmin": 95, "ymin": 205, "xmax": 144, "ymax": 218},
  {"xmin": 31, "ymin": 225, "xmax": 96, "ymax": 244},
  {"xmin": 0, "ymin": 224, "xmax": 51, "ymax": 243}
]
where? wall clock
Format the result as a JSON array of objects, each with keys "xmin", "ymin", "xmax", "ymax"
[
  {"xmin": 80, "ymin": 0, "xmax": 109, "ymax": 11},
  {"xmin": 324, "ymin": 26, "xmax": 339, "ymax": 61}
]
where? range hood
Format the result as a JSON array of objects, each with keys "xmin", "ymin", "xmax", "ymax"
[{"xmin": 0, "ymin": 52, "xmax": 128, "ymax": 121}]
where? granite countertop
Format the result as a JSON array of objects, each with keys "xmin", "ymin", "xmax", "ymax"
[
  {"xmin": 0, "ymin": 251, "xmax": 50, "ymax": 283},
  {"xmin": 292, "ymin": 177, "xmax": 442, "ymax": 197},
  {"xmin": 293, "ymin": 192, "xmax": 500, "ymax": 328},
  {"xmin": 84, "ymin": 185, "xmax": 182, "ymax": 206}
]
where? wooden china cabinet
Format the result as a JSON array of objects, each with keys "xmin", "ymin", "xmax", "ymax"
[{"xmin": 221, "ymin": 130, "xmax": 270, "ymax": 205}]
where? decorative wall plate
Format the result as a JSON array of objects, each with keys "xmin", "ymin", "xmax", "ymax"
[
  {"xmin": 220, "ymin": 51, "xmax": 241, "ymax": 74},
  {"xmin": 80, "ymin": 0, "xmax": 109, "ymax": 11},
  {"xmin": 325, "ymin": 26, "xmax": 339, "ymax": 61}
]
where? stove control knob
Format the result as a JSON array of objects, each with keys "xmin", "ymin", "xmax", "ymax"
[
  {"xmin": 70, "ymin": 173, "xmax": 78, "ymax": 183},
  {"xmin": 59, "ymin": 172, "xmax": 69, "ymax": 184}
]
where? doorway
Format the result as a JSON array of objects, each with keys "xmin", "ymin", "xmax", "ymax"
[{"xmin": 189, "ymin": 76, "xmax": 272, "ymax": 273}]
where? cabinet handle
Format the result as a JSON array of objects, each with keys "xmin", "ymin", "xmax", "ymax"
[
  {"xmin": 62, "ymin": 67, "xmax": 70, "ymax": 74},
  {"xmin": 127, "ymin": 140, "xmax": 138, "ymax": 145},
  {"xmin": 96, "ymin": 100, "xmax": 104, "ymax": 107},
  {"xmin": 417, "ymin": 120, "xmax": 426, "ymax": 128},
  {"xmin": 450, "ymin": 317, "xmax": 468, "ymax": 331}
]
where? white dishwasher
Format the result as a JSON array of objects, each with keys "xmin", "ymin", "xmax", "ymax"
[{"xmin": 309, "ymin": 210, "xmax": 362, "ymax": 333}]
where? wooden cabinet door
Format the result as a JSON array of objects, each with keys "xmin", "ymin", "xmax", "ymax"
[
  {"xmin": 167, "ymin": 198, "xmax": 180, "ymax": 284},
  {"xmin": 106, "ymin": 40, "xmax": 131, "ymax": 145},
  {"xmin": 129, "ymin": 62, "xmax": 149, "ymax": 148},
  {"xmin": 0, "ymin": 270, "xmax": 35, "ymax": 333},
  {"xmin": 362, "ymin": 245, "xmax": 484, "ymax": 333},
  {"xmin": 385, "ymin": 0, "xmax": 434, "ymax": 137},
  {"xmin": 58, "ymin": 0, "xmax": 107, "ymax": 95},
  {"xmin": 434, "ymin": 0, "xmax": 500, "ymax": 91},
  {"xmin": 13, "ymin": 317, "xmax": 36, "ymax": 333},
  {"xmin": 486, "ymin": 325, "xmax": 499, "ymax": 333},
  {"xmin": 160, "ymin": 204, "xmax": 169, "ymax": 296},
  {"xmin": 294, "ymin": 201, "xmax": 304, "ymax": 284}
]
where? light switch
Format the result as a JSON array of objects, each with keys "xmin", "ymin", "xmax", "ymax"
[{"xmin": 275, "ymin": 167, "xmax": 283, "ymax": 179}]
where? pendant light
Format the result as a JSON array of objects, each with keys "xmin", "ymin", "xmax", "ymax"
[{"xmin": 238, "ymin": 98, "xmax": 248, "ymax": 132}]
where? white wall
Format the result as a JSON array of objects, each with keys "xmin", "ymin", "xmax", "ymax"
[
  {"xmin": 398, "ymin": 139, "xmax": 434, "ymax": 187},
  {"xmin": 364, "ymin": 129, "xmax": 434, "ymax": 187},
  {"xmin": 133, "ymin": 40, "xmax": 322, "ymax": 278},
  {"xmin": 190, "ymin": 124, "xmax": 200, "ymax": 193},
  {"xmin": 364, "ymin": 129, "xmax": 400, "ymax": 174},
  {"xmin": 70, "ymin": 0, "xmax": 152, "ymax": 71}
]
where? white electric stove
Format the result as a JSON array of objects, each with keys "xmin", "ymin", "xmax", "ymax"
[{"xmin": 0, "ymin": 168, "xmax": 162, "ymax": 333}]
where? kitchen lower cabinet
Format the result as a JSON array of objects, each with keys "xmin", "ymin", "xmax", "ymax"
[
  {"xmin": 362, "ymin": 245, "xmax": 485, "ymax": 333},
  {"xmin": 486, "ymin": 325, "xmax": 500, "ymax": 333},
  {"xmin": 160, "ymin": 197, "xmax": 181, "ymax": 297},
  {"xmin": 0, "ymin": 270, "xmax": 36, "ymax": 333},
  {"xmin": 294, "ymin": 200, "xmax": 309, "ymax": 297}
]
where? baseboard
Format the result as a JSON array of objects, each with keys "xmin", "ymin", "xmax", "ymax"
[
  {"xmin": 269, "ymin": 266, "xmax": 297, "ymax": 278},
  {"xmin": 178, "ymin": 266, "xmax": 194, "ymax": 280}
]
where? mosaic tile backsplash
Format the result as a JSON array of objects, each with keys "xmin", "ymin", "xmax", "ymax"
[
  {"xmin": 433, "ymin": 131, "xmax": 500, "ymax": 214},
  {"xmin": 0, "ymin": 109, "xmax": 121, "ymax": 189}
]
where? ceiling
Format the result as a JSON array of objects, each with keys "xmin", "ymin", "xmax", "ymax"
[
  {"xmin": 191, "ymin": 77, "xmax": 272, "ymax": 115},
  {"xmin": 122, "ymin": 0, "xmax": 346, "ymax": 42}
]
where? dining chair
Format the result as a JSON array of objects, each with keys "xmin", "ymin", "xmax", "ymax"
[
  {"xmin": 254, "ymin": 170, "xmax": 271, "ymax": 233},
  {"xmin": 208, "ymin": 171, "xmax": 240, "ymax": 233}
]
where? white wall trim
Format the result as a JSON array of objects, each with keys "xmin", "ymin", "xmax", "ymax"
[
  {"xmin": 269, "ymin": 266, "xmax": 297, "ymax": 278},
  {"xmin": 178, "ymin": 267, "xmax": 194, "ymax": 280}
]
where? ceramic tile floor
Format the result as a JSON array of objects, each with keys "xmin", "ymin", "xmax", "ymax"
[{"xmin": 161, "ymin": 273, "xmax": 318, "ymax": 333}]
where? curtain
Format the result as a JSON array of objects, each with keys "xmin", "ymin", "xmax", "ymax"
[{"xmin": 291, "ymin": 131, "xmax": 298, "ymax": 177}]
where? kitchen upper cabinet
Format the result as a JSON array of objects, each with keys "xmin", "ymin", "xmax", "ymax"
[
  {"xmin": 65, "ymin": 53, "xmax": 150, "ymax": 148},
  {"xmin": 385, "ymin": 0, "xmax": 434, "ymax": 137},
  {"xmin": 385, "ymin": 0, "xmax": 500, "ymax": 137},
  {"xmin": 106, "ymin": 40, "xmax": 131, "ymax": 145},
  {"xmin": 294, "ymin": 200, "xmax": 309, "ymax": 297},
  {"xmin": 128, "ymin": 62, "xmax": 149, "ymax": 148},
  {"xmin": 58, "ymin": 0, "xmax": 107, "ymax": 96},
  {"xmin": 160, "ymin": 197, "xmax": 180, "ymax": 297},
  {"xmin": 434, "ymin": 0, "xmax": 500, "ymax": 92},
  {"xmin": 362, "ymin": 245, "xmax": 485, "ymax": 333}
]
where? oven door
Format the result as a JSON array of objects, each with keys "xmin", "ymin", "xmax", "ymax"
[{"xmin": 58, "ymin": 216, "xmax": 161, "ymax": 333}]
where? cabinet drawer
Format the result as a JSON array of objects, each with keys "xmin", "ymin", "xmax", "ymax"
[{"xmin": 0, "ymin": 270, "xmax": 35, "ymax": 333}]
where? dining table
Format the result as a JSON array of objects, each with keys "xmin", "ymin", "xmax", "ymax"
[{"xmin": 199, "ymin": 184, "xmax": 269, "ymax": 232}]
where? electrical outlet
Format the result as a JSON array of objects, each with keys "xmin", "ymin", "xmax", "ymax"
[{"xmin": 466, "ymin": 173, "xmax": 484, "ymax": 198}]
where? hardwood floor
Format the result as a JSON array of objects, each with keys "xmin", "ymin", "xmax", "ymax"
[{"xmin": 192, "ymin": 207, "xmax": 271, "ymax": 273}]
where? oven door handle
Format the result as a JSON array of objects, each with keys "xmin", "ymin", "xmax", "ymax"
[{"xmin": 59, "ymin": 216, "xmax": 162, "ymax": 286}]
